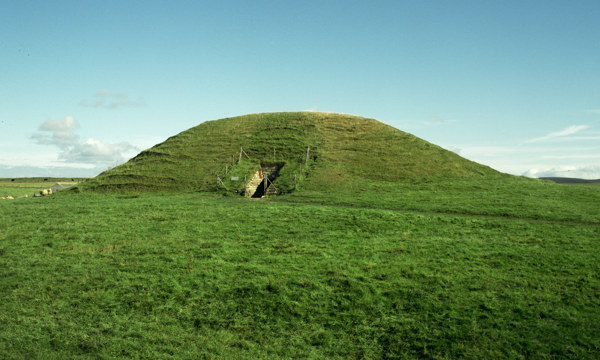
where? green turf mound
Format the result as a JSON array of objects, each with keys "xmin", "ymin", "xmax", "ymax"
[{"xmin": 76, "ymin": 112, "xmax": 504, "ymax": 193}]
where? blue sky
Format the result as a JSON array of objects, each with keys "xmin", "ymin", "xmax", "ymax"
[{"xmin": 2, "ymin": 0, "xmax": 599, "ymax": 178}]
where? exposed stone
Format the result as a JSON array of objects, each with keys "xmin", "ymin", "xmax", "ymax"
[
  {"xmin": 245, "ymin": 171, "xmax": 264, "ymax": 198},
  {"xmin": 245, "ymin": 162, "xmax": 284, "ymax": 198},
  {"xmin": 51, "ymin": 183, "xmax": 71, "ymax": 192}
]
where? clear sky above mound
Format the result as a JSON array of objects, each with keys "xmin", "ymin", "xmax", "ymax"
[{"xmin": 1, "ymin": 1, "xmax": 599, "ymax": 178}]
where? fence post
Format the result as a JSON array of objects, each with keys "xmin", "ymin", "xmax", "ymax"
[
  {"xmin": 294, "ymin": 174, "xmax": 297, "ymax": 190},
  {"xmin": 240, "ymin": 147, "xmax": 250, "ymax": 160},
  {"xmin": 217, "ymin": 176, "xmax": 228, "ymax": 191}
]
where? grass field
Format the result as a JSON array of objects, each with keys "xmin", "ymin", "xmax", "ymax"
[{"xmin": 1, "ymin": 177, "xmax": 599, "ymax": 359}]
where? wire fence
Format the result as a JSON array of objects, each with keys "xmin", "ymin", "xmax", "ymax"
[{"xmin": 215, "ymin": 146, "xmax": 313, "ymax": 196}]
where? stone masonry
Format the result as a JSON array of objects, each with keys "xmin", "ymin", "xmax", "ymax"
[{"xmin": 245, "ymin": 170, "xmax": 263, "ymax": 198}]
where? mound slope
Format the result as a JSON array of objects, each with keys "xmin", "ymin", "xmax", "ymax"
[{"xmin": 77, "ymin": 112, "xmax": 503, "ymax": 193}]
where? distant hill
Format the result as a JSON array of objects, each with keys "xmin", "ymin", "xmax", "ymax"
[
  {"xmin": 75, "ymin": 112, "xmax": 507, "ymax": 193},
  {"xmin": 540, "ymin": 177, "xmax": 600, "ymax": 184}
]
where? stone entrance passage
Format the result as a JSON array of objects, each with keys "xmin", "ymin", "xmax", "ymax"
[{"xmin": 245, "ymin": 162, "xmax": 285, "ymax": 198}]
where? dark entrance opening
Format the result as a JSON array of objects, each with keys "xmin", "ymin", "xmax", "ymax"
[{"xmin": 252, "ymin": 178, "xmax": 268, "ymax": 198}]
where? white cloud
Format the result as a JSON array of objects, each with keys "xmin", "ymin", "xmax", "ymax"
[
  {"xmin": 31, "ymin": 116, "xmax": 138, "ymax": 168},
  {"xmin": 437, "ymin": 140, "xmax": 600, "ymax": 180},
  {"xmin": 38, "ymin": 115, "xmax": 80, "ymax": 132},
  {"xmin": 60, "ymin": 138, "xmax": 136, "ymax": 164},
  {"xmin": 32, "ymin": 116, "xmax": 81, "ymax": 149},
  {"xmin": 541, "ymin": 154, "xmax": 600, "ymax": 160},
  {"xmin": 424, "ymin": 114, "xmax": 456, "ymax": 126},
  {"xmin": 526, "ymin": 125, "xmax": 589, "ymax": 143},
  {"xmin": 80, "ymin": 90, "xmax": 146, "ymax": 109},
  {"xmin": 523, "ymin": 166, "xmax": 600, "ymax": 179}
]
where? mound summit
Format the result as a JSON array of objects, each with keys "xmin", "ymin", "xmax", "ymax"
[{"xmin": 77, "ymin": 112, "xmax": 503, "ymax": 193}]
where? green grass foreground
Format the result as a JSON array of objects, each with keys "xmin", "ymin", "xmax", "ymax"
[{"xmin": 1, "ymin": 179, "xmax": 599, "ymax": 359}]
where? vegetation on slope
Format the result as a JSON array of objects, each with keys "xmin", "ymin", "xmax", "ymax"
[{"xmin": 76, "ymin": 112, "xmax": 503, "ymax": 193}]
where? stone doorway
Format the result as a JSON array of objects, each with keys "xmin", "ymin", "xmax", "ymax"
[{"xmin": 245, "ymin": 162, "xmax": 285, "ymax": 198}]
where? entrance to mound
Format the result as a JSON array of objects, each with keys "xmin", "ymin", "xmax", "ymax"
[{"xmin": 246, "ymin": 162, "xmax": 285, "ymax": 198}]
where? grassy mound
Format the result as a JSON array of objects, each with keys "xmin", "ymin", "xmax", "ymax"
[{"xmin": 76, "ymin": 112, "xmax": 504, "ymax": 193}]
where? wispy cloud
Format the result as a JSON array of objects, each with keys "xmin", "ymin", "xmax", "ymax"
[
  {"xmin": 525, "ymin": 125, "xmax": 589, "ymax": 143},
  {"xmin": 541, "ymin": 154, "xmax": 600, "ymax": 160},
  {"xmin": 31, "ymin": 116, "xmax": 137, "ymax": 166},
  {"xmin": 423, "ymin": 114, "xmax": 456, "ymax": 126},
  {"xmin": 80, "ymin": 90, "xmax": 145, "ymax": 109},
  {"xmin": 437, "ymin": 139, "xmax": 600, "ymax": 179},
  {"xmin": 523, "ymin": 165, "xmax": 600, "ymax": 179},
  {"xmin": 60, "ymin": 138, "xmax": 136, "ymax": 163},
  {"xmin": 31, "ymin": 116, "xmax": 80, "ymax": 149}
]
